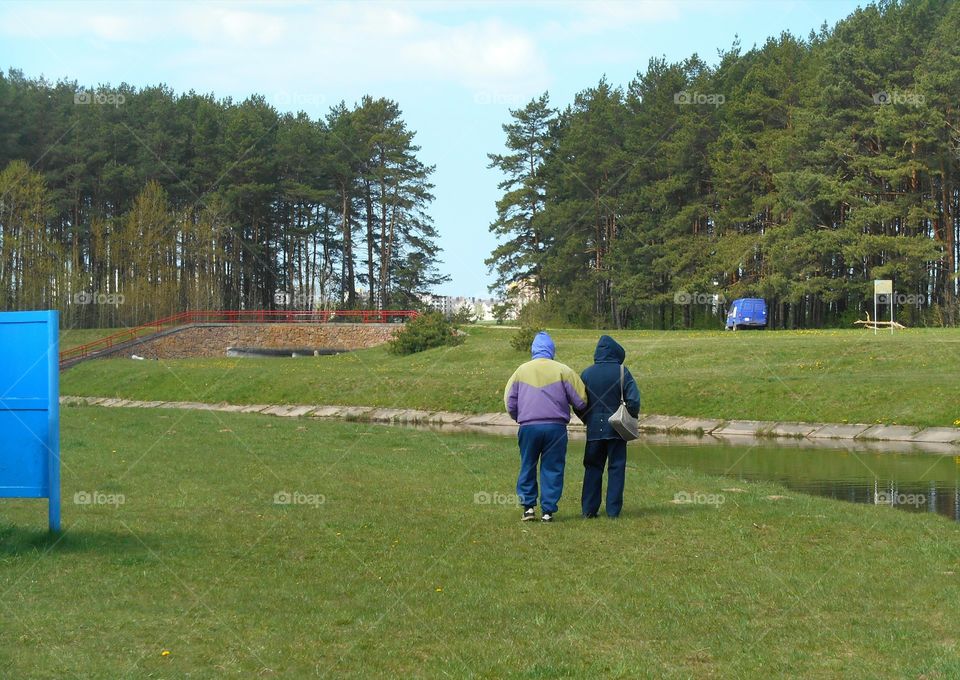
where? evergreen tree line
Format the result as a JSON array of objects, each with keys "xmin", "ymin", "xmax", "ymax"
[
  {"xmin": 0, "ymin": 72, "xmax": 445, "ymax": 327},
  {"xmin": 488, "ymin": 0, "xmax": 960, "ymax": 328}
]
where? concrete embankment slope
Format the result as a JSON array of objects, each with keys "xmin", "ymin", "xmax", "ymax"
[{"xmin": 60, "ymin": 396, "xmax": 960, "ymax": 453}]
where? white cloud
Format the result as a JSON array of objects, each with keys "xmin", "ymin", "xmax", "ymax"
[
  {"xmin": 401, "ymin": 20, "xmax": 547, "ymax": 92},
  {"xmin": 0, "ymin": 1, "xmax": 549, "ymax": 100}
]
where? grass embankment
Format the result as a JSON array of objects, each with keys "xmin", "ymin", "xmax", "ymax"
[
  {"xmin": 60, "ymin": 327, "xmax": 121, "ymax": 350},
  {"xmin": 62, "ymin": 327, "xmax": 960, "ymax": 427},
  {"xmin": 1, "ymin": 407, "xmax": 958, "ymax": 677},
  {"xmin": 59, "ymin": 326, "xmax": 159, "ymax": 351}
]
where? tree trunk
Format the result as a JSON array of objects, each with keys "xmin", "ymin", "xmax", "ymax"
[
  {"xmin": 341, "ymin": 187, "xmax": 355, "ymax": 307},
  {"xmin": 364, "ymin": 180, "xmax": 376, "ymax": 308}
]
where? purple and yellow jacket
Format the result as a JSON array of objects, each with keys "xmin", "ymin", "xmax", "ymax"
[{"xmin": 503, "ymin": 332, "xmax": 587, "ymax": 426}]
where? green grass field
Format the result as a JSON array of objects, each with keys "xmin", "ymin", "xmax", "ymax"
[
  {"xmin": 62, "ymin": 326, "xmax": 960, "ymax": 427},
  {"xmin": 1, "ymin": 406, "xmax": 958, "ymax": 677}
]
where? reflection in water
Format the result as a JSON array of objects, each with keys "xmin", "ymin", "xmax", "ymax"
[{"xmin": 628, "ymin": 441, "xmax": 960, "ymax": 522}]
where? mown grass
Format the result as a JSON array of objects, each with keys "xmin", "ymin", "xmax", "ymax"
[
  {"xmin": 61, "ymin": 326, "xmax": 960, "ymax": 427},
  {"xmin": 1, "ymin": 406, "xmax": 958, "ymax": 677}
]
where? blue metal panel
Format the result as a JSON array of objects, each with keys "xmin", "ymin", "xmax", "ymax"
[{"xmin": 0, "ymin": 310, "xmax": 60, "ymax": 531}]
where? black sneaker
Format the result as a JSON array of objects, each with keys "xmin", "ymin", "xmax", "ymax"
[
  {"xmin": 541, "ymin": 512, "xmax": 554, "ymax": 522},
  {"xmin": 522, "ymin": 507, "xmax": 536, "ymax": 522}
]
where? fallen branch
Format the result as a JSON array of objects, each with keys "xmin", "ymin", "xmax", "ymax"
[{"xmin": 854, "ymin": 312, "xmax": 906, "ymax": 329}]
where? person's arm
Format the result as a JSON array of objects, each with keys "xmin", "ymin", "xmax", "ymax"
[
  {"xmin": 573, "ymin": 369, "xmax": 590, "ymax": 420},
  {"xmin": 562, "ymin": 365, "xmax": 588, "ymax": 416},
  {"xmin": 624, "ymin": 367, "xmax": 641, "ymax": 418},
  {"xmin": 504, "ymin": 370, "xmax": 521, "ymax": 421}
]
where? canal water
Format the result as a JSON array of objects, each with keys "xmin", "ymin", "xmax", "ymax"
[{"xmin": 627, "ymin": 438, "xmax": 960, "ymax": 522}]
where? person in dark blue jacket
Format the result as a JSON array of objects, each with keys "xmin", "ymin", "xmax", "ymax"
[{"xmin": 579, "ymin": 335, "xmax": 641, "ymax": 518}]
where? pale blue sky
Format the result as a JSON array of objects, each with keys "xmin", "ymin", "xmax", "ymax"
[{"xmin": 0, "ymin": 0, "xmax": 865, "ymax": 297}]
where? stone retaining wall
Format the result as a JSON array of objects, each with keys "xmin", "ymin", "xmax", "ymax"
[{"xmin": 101, "ymin": 323, "xmax": 399, "ymax": 359}]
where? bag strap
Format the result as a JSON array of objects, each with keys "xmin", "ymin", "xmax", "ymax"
[{"xmin": 619, "ymin": 364, "xmax": 625, "ymax": 403}]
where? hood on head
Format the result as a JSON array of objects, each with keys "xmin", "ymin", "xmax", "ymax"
[
  {"xmin": 594, "ymin": 335, "xmax": 625, "ymax": 364},
  {"xmin": 531, "ymin": 331, "xmax": 556, "ymax": 360}
]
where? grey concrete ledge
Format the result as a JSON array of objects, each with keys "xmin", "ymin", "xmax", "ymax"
[
  {"xmin": 677, "ymin": 418, "xmax": 725, "ymax": 434},
  {"xmin": 808, "ymin": 423, "xmax": 873, "ymax": 439},
  {"xmin": 856, "ymin": 424, "xmax": 921, "ymax": 442},
  {"xmin": 638, "ymin": 415, "xmax": 689, "ymax": 432},
  {"xmin": 713, "ymin": 420, "xmax": 771, "ymax": 437},
  {"xmin": 60, "ymin": 396, "xmax": 960, "ymax": 451},
  {"xmin": 768, "ymin": 422, "xmax": 821, "ymax": 438}
]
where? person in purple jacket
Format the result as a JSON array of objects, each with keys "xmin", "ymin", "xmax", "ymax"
[{"xmin": 503, "ymin": 332, "xmax": 587, "ymax": 522}]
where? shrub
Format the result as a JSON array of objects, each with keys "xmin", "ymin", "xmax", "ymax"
[
  {"xmin": 491, "ymin": 302, "xmax": 513, "ymax": 325},
  {"xmin": 510, "ymin": 326, "xmax": 541, "ymax": 353},
  {"xmin": 389, "ymin": 312, "xmax": 464, "ymax": 355},
  {"xmin": 449, "ymin": 305, "xmax": 478, "ymax": 325}
]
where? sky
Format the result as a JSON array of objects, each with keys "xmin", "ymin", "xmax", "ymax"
[{"xmin": 0, "ymin": 0, "xmax": 866, "ymax": 298}]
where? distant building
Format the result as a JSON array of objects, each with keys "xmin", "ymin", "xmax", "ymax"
[
  {"xmin": 506, "ymin": 278, "xmax": 540, "ymax": 314},
  {"xmin": 419, "ymin": 294, "xmax": 498, "ymax": 321},
  {"xmin": 419, "ymin": 293, "xmax": 453, "ymax": 316}
]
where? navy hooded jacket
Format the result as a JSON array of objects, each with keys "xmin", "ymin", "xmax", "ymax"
[{"xmin": 579, "ymin": 335, "xmax": 641, "ymax": 441}]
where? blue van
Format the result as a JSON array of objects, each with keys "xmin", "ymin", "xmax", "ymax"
[{"xmin": 726, "ymin": 298, "xmax": 767, "ymax": 330}]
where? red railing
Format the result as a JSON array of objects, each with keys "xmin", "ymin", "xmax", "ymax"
[{"xmin": 59, "ymin": 309, "xmax": 419, "ymax": 367}]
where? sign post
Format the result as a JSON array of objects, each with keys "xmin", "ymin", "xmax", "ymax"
[
  {"xmin": 874, "ymin": 280, "xmax": 893, "ymax": 336},
  {"xmin": 0, "ymin": 310, "xmax": 61, "ymax": 531}
]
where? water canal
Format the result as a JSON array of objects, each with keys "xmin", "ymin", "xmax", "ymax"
[
  {"xmin": 435, "ymin": 422, "xmax": 960, "ymax": 522},
  {"xmin": 626, "ymin": 438, "xmax": 960, "ymax": 521}
]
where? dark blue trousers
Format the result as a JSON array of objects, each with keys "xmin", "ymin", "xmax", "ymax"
[
  {"xmin": 582, "ymin": 438, "xmax": 627, "ymax": 518},
  {"xmin": 516, "ymin": 424, "xmax": 568, "ymax": 513}
]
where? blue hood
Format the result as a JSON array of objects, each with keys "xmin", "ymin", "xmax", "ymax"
[
  {"xmin": 531, "ymin": 332, "xmax": 556, "ymax": 359},
  {"xmin": 593, "ymin": 335, "xmax": 625, "ymax": 364}
]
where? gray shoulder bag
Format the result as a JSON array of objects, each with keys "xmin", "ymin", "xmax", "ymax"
[{"xmin": 607, "ymin": 364, "xmax": 639, "ymax": 441}]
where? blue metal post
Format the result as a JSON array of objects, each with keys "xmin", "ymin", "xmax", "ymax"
[{"xmin": 47, "ymin": 311, "xmax": 60, "ymax": 532}]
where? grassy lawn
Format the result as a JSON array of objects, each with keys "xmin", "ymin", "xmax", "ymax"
[
  {"xmin": 1, "ymin": 406, "xmax": 958, "ymax": 677},
  {"xmin": 0, "ymin": 408, "xmax": 960, "ymax": 678},
  {"xmin": 62, "ymin": 326, "xmax": 960, "ymax": 427}
]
